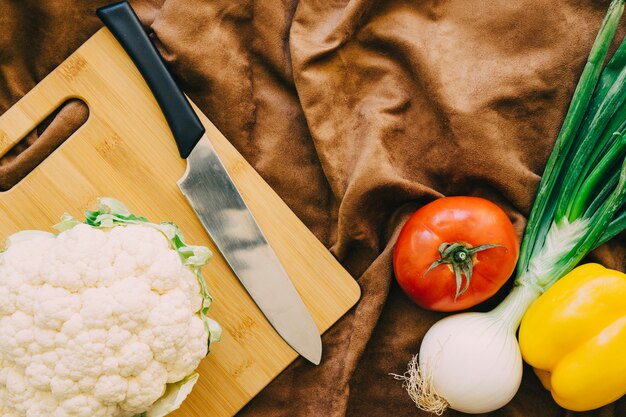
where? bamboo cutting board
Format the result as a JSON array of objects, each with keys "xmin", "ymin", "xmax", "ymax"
[{"xmin": 0, "ymin": 28, "xmax": 360, "ymax": 417}]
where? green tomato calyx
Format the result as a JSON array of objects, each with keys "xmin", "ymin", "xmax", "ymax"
[{"xmin": 425, "ymin": 242, "xmax": 502, "ymax": 301}]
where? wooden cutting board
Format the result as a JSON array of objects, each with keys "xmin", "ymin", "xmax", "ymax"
[{"xmin": 0, "ymin": 28, "xmax": 360, "ymax": 417}]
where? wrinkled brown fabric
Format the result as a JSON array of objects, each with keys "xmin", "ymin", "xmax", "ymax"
[{"xmin": 2, "ymin": 1, "xmax": 626, "ymax": 417}]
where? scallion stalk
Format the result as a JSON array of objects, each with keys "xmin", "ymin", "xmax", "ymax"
[{"xmin": 517, "ymin": 0, "xmax": 626, "ymax": 275}]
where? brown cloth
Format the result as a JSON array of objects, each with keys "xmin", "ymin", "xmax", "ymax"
[{"xmin": 2, "ymin": 1, "xmax": 626, "ymax": 416}]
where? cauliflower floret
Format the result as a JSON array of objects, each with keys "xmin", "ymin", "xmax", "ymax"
[
  {"xmin": 0, "ymin": 284, "xmax": 16, "ymax": 316},
  {"xmin": 25, "ymin": 360, "xmax": 54, "ymax": 391},
  {"xmin": 117, "ymin": 341, "xmax": 153, "ymax": 377},
  {"xmin": 34, "ymin": 285, "xmax": 82, "ymax": 331},
  {"xmin": 164, "ymin": 318, "xmax": 209, "ymax": 383},
  {"xmin": 122, "ymin": 361, "xmax": 168, "ymax": 413},
  {"xmin": 139, "ymin": 289, "xmax": 193, "ymax": 367},
  {"xmin": 80, "ymin": 288, "xmax": 115, "ymax": 329},
  {"xmin": 178, "ymin": 269, "xmax": 204, "ymax": 311},
  {"xmin": 15, "ymin": 284, "xmax": 39, "ymax": 316},
  {"xmin": 58, "ymin": 394, "xmax": 106, "ymax": 417},
  {"xmin": 94, "ymin": 375, "xmax": 127, "ymax": 404},
  {"xmin": 0, "ymin": 221, "xmax": 215, "ymax": 417},
  {"xmin": 1, "ymin": 312, "xmax": 35, "ymax": 365},
  {"xmin": 145, "ymin": 250, "xmax": 185, "ymax": 293},
  {"xmin": 25, "ymin": 390, "xmax": 59, "ymax": 416},
  {"xmin": 109, "ymin": 277, "xmax": 158, "ymax": 333},
  {"xmin": 5, "ymin": 367, "xmax": 35, "ymax": 410},
  {"xmin": 53, "ymin": 225, "xmax": 108, "ymax": 266},
  {"xmin": 3, "ymin": 236, "xmax": 55, "ymax": 285}
]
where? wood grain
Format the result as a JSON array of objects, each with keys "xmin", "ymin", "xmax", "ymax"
[{"xmin": 0, "ymin": 28, "xmax": 360, "ymax": 417}]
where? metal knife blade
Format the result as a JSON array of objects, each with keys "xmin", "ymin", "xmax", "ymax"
[
  {"xmin": 178, "ymin": 135, "xmax": 322, "ymax": 365},
  {"xmin": 97, "ymin": 1, "xmax": 322, "ymax": 364}
]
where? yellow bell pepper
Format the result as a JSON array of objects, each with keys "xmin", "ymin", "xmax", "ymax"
[{"xmin": 519, "ymin": 263, "xmax": 626, "ymax": 411}]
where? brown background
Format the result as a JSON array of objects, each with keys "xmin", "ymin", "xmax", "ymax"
[{"xmin": 1, "ymin": 0, "xmax": 626, "ymax": 416}]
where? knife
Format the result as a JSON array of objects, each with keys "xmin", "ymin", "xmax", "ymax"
[{"xmin": 97, "ymin": 1, "xmax": 322, "ymax": 365}]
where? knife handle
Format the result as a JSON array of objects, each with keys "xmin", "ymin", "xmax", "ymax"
[{"xmin": 97, "ymin": 1, "xmax": 204, "ymax": 159}]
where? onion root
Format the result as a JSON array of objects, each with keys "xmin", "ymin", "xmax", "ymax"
[{"xmin": 391, "ymin": 354, "xmax": 449, "ymax": 415}]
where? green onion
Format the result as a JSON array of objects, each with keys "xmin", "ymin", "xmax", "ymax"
[
  {"xmin": 517, "ymin": 0, "xmax": 626, "ymax": 276},
  {"xmin": 518, "ymin": 0, "xmax": 626, "ymax": 289}
]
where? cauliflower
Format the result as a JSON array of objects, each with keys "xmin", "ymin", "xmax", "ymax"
[{"xmin": 0, "ymin": 198, "xmax": 221, "ymax": 417}]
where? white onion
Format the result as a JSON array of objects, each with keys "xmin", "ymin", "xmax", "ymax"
[{"xmin": 395, "ymin": 285, "xmax": 539, "ymax": 414}]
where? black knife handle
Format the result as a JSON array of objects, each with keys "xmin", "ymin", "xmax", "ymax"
[{"xmin": 97, "ymin": 1, "xmax": 204, "ymax": 159}]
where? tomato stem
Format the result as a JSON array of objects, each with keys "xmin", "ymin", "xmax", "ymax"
[{"xmin": 425, "ymin": 242, "xmax": 503, "ymax": 301}]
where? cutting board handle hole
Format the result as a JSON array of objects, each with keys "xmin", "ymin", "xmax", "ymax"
[{"xmin": 0, "ymin": 98, "xmax": 89, "ymax": 191}]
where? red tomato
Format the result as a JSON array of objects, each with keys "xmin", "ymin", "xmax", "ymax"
[{"xmin": 393, "ymin": 196, "xmax": 519, "ymax": 312}]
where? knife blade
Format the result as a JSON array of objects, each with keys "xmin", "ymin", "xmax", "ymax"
[{"xmin": 97, "ymin": 1, "xmax": 322, "ymax": 365}]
